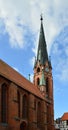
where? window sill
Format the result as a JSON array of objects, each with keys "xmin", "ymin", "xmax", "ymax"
[{"xmin": 0, "ymin": 123, "xmax": 8, "ymax": 127}]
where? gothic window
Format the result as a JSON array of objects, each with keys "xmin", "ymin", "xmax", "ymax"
[
  {"xmin": 17, "ymin": 91, "xmax": 20, "ymax": 117},
  {"xmin": 47, "ymin": 105, "xmax": 49, "ymax": 123},
  {"xmin": 34, "ymin": 99, "xmax": 36, "ymax": 110},
  {"xmin": 46, "ymin": 78, "xmax": 49, "ymax": 93},
  {"xmin": 22, "ymin": 95, "xmax": 28, "ymax": 119},
  {"xmin": 37, "ymin": 78, "xmax": 40, "ymax": 85},
  {"xmin": 47, "ymin": 105, "xmax": 50, "ymax": 124},
  {"xmin": 37, "ymin": 102, "xmax": 41, "ymax": 128},
  {"xmin": 37, "ymin": 67, "xmax": 40, "ymax": 73},
  {"xmin": 20, "ymin": 122, "xmax": 27, "ymax": 130},
  {"xmin": 1, "ymin": 83, "xmax": 8, "ymax": 123}
]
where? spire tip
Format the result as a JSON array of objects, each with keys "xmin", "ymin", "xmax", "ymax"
[{"xmin": 40, "ymin": 14, "xmax": 43, "ymax": 21}]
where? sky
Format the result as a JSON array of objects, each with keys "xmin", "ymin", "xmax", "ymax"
[{"xmin": 0, "ymin": 0, "xmax": 68, "ymax": 119}]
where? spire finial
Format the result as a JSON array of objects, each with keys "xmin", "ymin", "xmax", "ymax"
[{"xmin": 40, "ymin": 14, "xmax": 43, "ymax": 21}]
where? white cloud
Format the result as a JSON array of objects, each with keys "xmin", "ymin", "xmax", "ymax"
[
  {"xmin": 51, "ymin": 28, "xmax": 68, "ymax": 82},
  {"xmin": 60, "ymin": 68, "xmax": 68, "ymax": 81},
  {"xmin": 54, "ymin": 60, "xmax": 68, "ymax": 81},
  {"xmin": 30, "ymin": 56, "xmax": 35, "ymax": 67},
  {"xmin": 0, "ymin": 0, "xmax": 68, "ymax": 52}
]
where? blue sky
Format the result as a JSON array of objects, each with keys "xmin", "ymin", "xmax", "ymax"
[{"xmin": 0, "ymin": 0, "xmax": 68, "ymax": 119}]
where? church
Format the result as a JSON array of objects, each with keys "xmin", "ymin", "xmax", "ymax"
[{"xmin": 0, "ymin": 16, "xmax": 54, "ymax": 130}]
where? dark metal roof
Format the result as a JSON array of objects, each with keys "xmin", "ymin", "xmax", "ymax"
[{"xmin": 37, "ymin": 18, "xmax": 48, "ymax": 65}]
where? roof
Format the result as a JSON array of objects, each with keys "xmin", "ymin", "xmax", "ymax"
[
  {"xmin": 61, "ymin": 113, "xmax": 68, "ymax": 121},
  {"xmin": 0, "ymin": 59, "xmax": 44, "ymax": 100},
  {"xmin": 37, "ymin": 18, "xmax": 48, "ymax": 65}
]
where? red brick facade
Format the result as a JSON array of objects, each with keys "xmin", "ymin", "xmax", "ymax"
[
  {"xmin": 33, "ymin": 59, "xmax": 54, "ymax": 130},
  {"xmin": 0, "ymin": 17, "xmax": 54, "ymax": 130},
  {"xmin": 0, "ymin": 59, "xmax": 54, "ymax": 130}
]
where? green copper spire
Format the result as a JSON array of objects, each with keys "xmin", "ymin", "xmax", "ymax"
[
  {"xmin": 48, "ymin": 56, "xmax": 52, "ymax": 69},
  {"xmin": 34, "ymin": 56, "xmax": 37, "ymax": 68},
  {"xmin": 37, "ymin": 15, "xmax": 48, "ymax": 65},
  {"xmin": 40, "ymin": 68, "xmax": 46, "ymax": 86}
]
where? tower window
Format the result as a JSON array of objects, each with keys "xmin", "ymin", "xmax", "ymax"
[
  {"xmin": 1, "ymin": 83, "xmax": 8, "ymax": 123},
  {"xmin": 37, "ymin": 67, "xmax": 40, "ymax": 72},
  {"xmin": 37, "ymin": 78, "xmax": 40, "ymax": 85}
]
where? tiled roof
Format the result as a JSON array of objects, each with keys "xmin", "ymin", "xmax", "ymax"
[
  {"xmin": 0, "ymin": 59, "xmax": 44, "ymax": 100},
  {"xmin": 61, "ymin": 113, "xmax": 68, "ymax": 121}
]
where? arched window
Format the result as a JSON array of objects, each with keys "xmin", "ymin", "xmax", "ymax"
[
  {"xmin": 37, "ymin": 78, "xmax": 40, "ymax": 85},
  {"xmin": 47, "ymin": 105, "xmax": 50, "ymax": 124},
  {"xmin": 37, "ymin": 102, "xmax": 41, "ymax": 128},
  {"xmin": 34, "ymin": 99, "xmax": 36, "ymax": 110},
  {"xmin": 47, "ymin": 105, "xmax": 49, "ymax": 123},
  {"xmin": 46, "ymin": 78, "xmax": 49, "ymax": 93},
  {"xmin": 1, "ymin": 83, "xmax": 8, "ymax": 123},
  {"xmin": 20, "ymin": 122, "xmax": 27, "ymax": 130},
  {"xmin": 17, "ymin": 91, "xmax": 20, "ymax": 117},
  {"xmin": 37, "ymin": 67, "xmax": 40, "ymax": 73},
  {"xmin": 22, "ymin": 95, "xmax": 28, "ymax": 119}
]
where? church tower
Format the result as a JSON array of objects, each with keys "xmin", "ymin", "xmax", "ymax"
[
  {"xmin": 33, "ymin": 15, "xmax": 54, "ymax": 130},
  {"xmin": 33, "ymin": 15, "xmax": 53, "ymax": 98}
]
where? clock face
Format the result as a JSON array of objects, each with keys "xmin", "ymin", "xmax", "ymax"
[{"xmin": 45, "ymin": 67, "xmax": 49, "ymax": 72}]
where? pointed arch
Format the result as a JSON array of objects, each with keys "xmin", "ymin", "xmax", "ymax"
[
  {"xmin": 46, "ymin": 104, "xmax": 50, "ymax": 124},
  {"xmin": 37, "ymin": 102, "xmax": 41, "ymax": 128},
  {"xmin": 20, "ymin": 122, "xmax": 27, "ymax": 130},
  {"xmin": 22, "ymin": 95, "xmax": 28, "ymax": 119},
  {"xmin": 34, "ymin": 99, "xmax": 36, "ymax": 110},
  {"xmin": 1, "ymin": 83, "xmax": 8, "ymax": 123},
  {"xmin": 37, "ymin": 67, "xmax": 40, "ymax": 73}
]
